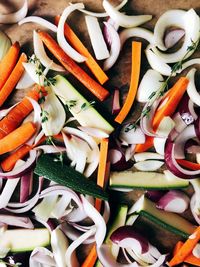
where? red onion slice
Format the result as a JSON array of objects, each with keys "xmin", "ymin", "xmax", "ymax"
[
  {"xmin": 103, "ymin": 22, "xmax": 121, "ymax": 71},
  {"xmin": 146, "ymin": 190, "xmax": 167, "ymax": 202},
  {"xmin": 165, "ymin": 139, "xmax": 200, "ymax": 179},
  {"xmin": 0, "ymin": 177, "xmax": 20, "ymax": 209},
  {"xmin": 112, "ymin": 89, "xmax": 121, "ymax": 115},
  {"xmin": 0, "ymin": 150, "xmax": 37, "ymax": 179},
  {"xmin": 156, "ymin": 190, "xmax": 189, "ymax": 213},
  {"xmin": 164, "ymin": 29, "xmax": 185, "ymax": 49},
  {"xmin": 34, "ymin": 145, "xmax": 66, "ymax": 154},
  {"xmin": 103, "ymin": 17, "xmax": 119, "ymax": 48},
  {"xmin": 194, "ymin": 117, "xmax": 200, "ymax": 140},
  {"xmin": 20, "ymin": 171, "xmax": 33, "ymax": 203},
  {"xmin": 0, "ymin": 215, "xmax": 33, "ymax": 229},
  {"xmin": 190, "ymin": 194, "xmax": 200, "ymax": 225},
  {"xmin": 110, "ymin": 226, "xmax": 149, "ymax": 254},
  {"xmin": 30, "ymin": 247, "xmax": 56, "ymax": 267}
]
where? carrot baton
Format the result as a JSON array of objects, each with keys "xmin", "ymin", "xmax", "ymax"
[
  {"xmin": 115, "ymin": 41, "xmax": 141, "ymax": 124},
  {"xmin": 0, "ymin": 85, "xmax": 41, "ymax": 139},
  {"xmin": 55, "ymin": 16, "xmax": 109, "ymax": 85},
  {"xmin": 0, "ymin": 53, "xmax": 27, "ymax": 107},
  {"xmin": 168, "ymin": 226, "xmax": 200, "ymax": 266},
  {"xmin": 1, "ymin": 144, "xmax": 32, "ymax": 172},
  {"xmin": 38, "ymin": 31, "xmax": 109, "ymax": 101},
  {"xmin": 0, "ymin": 42, "xmax": 20, "ymax": 91},
  {"xmin": 0, "ymin": 122, "xmax": 36, "ymax": 155},
  {"xmin": 135, "ymin": 77, "xmax": 189, "ymax": 152}
]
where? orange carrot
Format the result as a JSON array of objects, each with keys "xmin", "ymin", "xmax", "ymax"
[
  {"xmin": 0, "ymin": 85, "xmax": 41, "ymax": 139},
  {"xmin": 0, "ymin": 122, "xmax": 36, "ymax": 155},
  {"xmin": 0, "ymin": 53, "xmax": 27, "ymax": 107},
  {"xmin": 173, "ymin": 241, "xmax": 200, "ymax": 266},
  {"xmin": 55, "ymin": 16, "xmax": 109, "ymax": 85},
  {"xmin": 82, "ymin": 138, "xmax": 109, "ymax": 267},
  {"xmin": 38, "ymin": 31, "xmax": 109, "ymax": 101},
  {"xmin": 177, "ymin": 159, "xmax": 200, "ymax": 170},
  {"xmin": 1, "ymin": 144, "xmax": 32, "ymax": 171},
  {"xmin": 135, "ymin": 77, "xmax": 189, "ymax": 152},
  {"xmin": 115, "ymin": 41, "xmax": 141, "ymax": 124},
  {"xmin": 0, "ymin": 42, "xmax": 20, "ymax": 91},
  {"xmin": 169, "ymin": 226, "xmax": 200, "ymax": 266}
]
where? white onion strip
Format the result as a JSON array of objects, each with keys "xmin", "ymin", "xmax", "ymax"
[
  {"xmin": 33, "ymin": 30, "xmax": 65, "ymax": 72},
  {"xmin": 74, "ymin": 0, "xmax": 128, "ymax": 18},
  {"xmin": 103, "ymin": 22, "xmax": 120, "ymax": 71},
  {"xmin": 0, "ymin": 0, "xmax": 28, "ymax": 24},
  {"xmin": 103, "ymin": 0, "xmax": 152, "ymax": 28},
  {"xmin": 19, "ymin": 16, "xmax": 57, "ymax": 32},
  {"xmin": 186, "ymin": 68, "xmax": 200, "ymax": 107},
  {"xmin": 16, "ymin": 69, "xmax": 35, "ymax": 89},
  {"xmin": 134, "ymin": 160, "xmax": 164, "ymax": 171},
  {"xmin": 120, "ymin": 27, "xmax": 155, "ymax": 48},
  {"xmin": 85, "ymin": 15, "xmax": 110, "ymax": 60},
  {"xmin": 0, "ymin": 102, "xmax": 19, "ymax": 120},
  {"xmin": 57, "ymin": 4, "xmax": 86, "ymax": 63},
  {"xmin": 0, "ymin": 178, "xmax": 20, "ymax": 209},
  {"xmin": 0, "ymin": 215, "xmax": 33, "ymax": 229}
]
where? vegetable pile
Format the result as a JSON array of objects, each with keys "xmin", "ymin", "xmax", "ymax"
[{"xmin": 0, "ymin": 0, "xmax": 200, "ymax": 266}]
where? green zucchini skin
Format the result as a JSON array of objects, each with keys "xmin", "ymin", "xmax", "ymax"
[{"xmin": 34, "ymin": 154, "xmax": 108, "ymax": 200}]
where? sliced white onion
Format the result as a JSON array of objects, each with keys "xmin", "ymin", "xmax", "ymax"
[
  {"xmin": 124, "ymin": 248, "xmax": 147, "ymax": 265},
  {"xmin": 19, "ymin": 16, "xmax": 57, "ymax": 32},
  {"xmin": 75, "ymin": 0, "xmax": 128, "ymax": 18},
  {"xmin": 51, "ymin": 195, "xmax": 72, "ymax": 219},
  {"xmin": 190, "ymin": 194, "xmax": 200, "ymax": 225},
  {"xmin": 153, "ymin": 137, "xmax": 166, "ymax": 156},
  {"xmin": 156, "ymin": 116, "xmax": 175, "ymax": 138},
  {"xmin": 154, "ymin": 9, "xmax": 186, "ymax": 51},
  {"xmin": 0, "ymin": 0, "xmax": 28, "ymax": 24},
  {"xmin": 65, "ymin": 227, "xmax": 96, "ymax": 267},
  {"xmin": 134, "ymin": 160, "xmax": 164, "ymax": 171},
  {"xmin": 0, "ymin": 31, "xmax": 11, "ymax": 60},
  {"xmin": 34, "ymin": 145, "xmax": 66, "ymax": 154},
  {"xmin": 103, "ymin": 0, "xmax": 152, "ymax": 28},
  {"xmin": 57, "ymin": 4, "xmax": 86, "ymax": 63},
  {"xmin": 16, "ymin": 69, "xmax": 35, "ymax": 89},
  {"xmin": 85, "ymin": 15, "xmax": 110, "ymax": 60},
  {"xmin": 120, "ymin": 126, "xmax": 145, "ymax": 145},
  {"xmin": 103, "ymin": 22, "xmax": 120, "ymax": 70},
  {"xmin": 0, "ymin": 178, "xmax": 20, "ymax": 208},
  {"xmin": 0, "ymin": 215, "xmax": 33, "ymax": 229},
  {"xmin": 186, "ymin": 68, "xmax": 200, "ymax": 107},
  {"xmin": 81, "ymin": 195, "xmax": 106, "ymax": 247},
  {"xmin": 22, "ymin": 62, "xmax": 43, "ymax": 85},
  {"xmin": 51, "ymin": 227, "xmax": 69, "ymax": 267},
  {"xmin": 78, "ymin": 126, "xmax": 109, "ymax": 139},
  {"xmin": 156, "ymin": 190, "xmax": 189, "ymax": 213},
  {"xmin": 192, "ymin": 243, "xmax": 200, "ymax": 258},
  {"xmin": 177, "ymin": 58, "xmax": 200, "ymax": 74},
  {"xmin": 26, "ymin": 96, "xmax": 41, "ymax": 129},
  {"xmin": 164, "ymin": 29, "xmax": 185, "ymax": 49},
  {"xmin": 125, "ymin": 145, "xmax": 135, "ymax": 161},
  {"xmin": 34, "ymin": 130, "xmax": 45, "ymax": 146},
  {"xmin": 120, "ymin": 27, "xmax": 155, "ymax": 49},
  {"xmin": 33, "ymin": 30, "xmax": 65, "ymax": 72},
  {"xmin": 145, "ymin": 45, "xmax": 172, "ymax": 76},
  {"xmin": 152, "ymin": 9, "xmax": 200, "ymax": 63},
  {"xmin": 42, "ymin": 88, "xmax": 66, "ymax": 136},
  {"xmin": 134, "ymin": 152, "xmax": 164, "ymax": 162},
  {"xmin": 136, "ymin": 69, "xmax": 164, "ymax": 103},
  {"xmin": 174, "ymin": 124, "xmax": 196, "ymax": 159},
  {"xmin": 30, "ymin": 247, "xmax": 56, "ymax": 267}
]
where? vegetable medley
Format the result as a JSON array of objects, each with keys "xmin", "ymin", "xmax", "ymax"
[{"xmin": 0, "ymin": 0, "xmax": 200, "ymax": 266}]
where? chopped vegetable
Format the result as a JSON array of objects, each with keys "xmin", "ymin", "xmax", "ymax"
[
  {"xmin": 38, "ymin": 31, "xmax": 109, "ymax": 101},
  {"xmin": 0, "ymin": 31, "xmax": 11, "ymax": 61},
  {"xmin": 115, "ymin": 41, "xmax": 141, "ymax": 124},
  {"xmin": 0, "ymin": 122, "xmax": 36, "ymax": 155},
  {"xmin": 55, "ymin": 16, "xmax": 108, "ymax": 84}
]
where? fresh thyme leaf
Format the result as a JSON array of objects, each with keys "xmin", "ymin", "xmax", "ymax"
[
  {"xmin": 41, "ymin": 109, "xmax": 49, "ymax": 123},
  {"xmin": 65, "ymin": 99, "xmax": 78, "ymax": 109},
  {"xmin": 80, "ymin": 101, "xmax": 95, "ymax": 112},
  {"xmin": 148, "ymin": 91, "xmax": 156, "ymax": 100}
]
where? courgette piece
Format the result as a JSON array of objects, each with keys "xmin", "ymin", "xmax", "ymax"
[
  {"xmin": 52, "ymin": 75, "xmax": 114, "ymax": 134},
  {"xmin": 34, "ymin": 154, "xmax": 108, "ymax": 200},
  {"xmin": 128, "ymin": 195, "xmax": 196, "ymax": 238},
  {"xmin": 95, "ymin": 205, "xmax": 128, "ymax": 267},
  {"xmin": 0, "ymin": 228, "xmax": 50, "ymax": 252},
  {"xmin": 109, "ymin": 171, "xmax": 189, "ymax": 190}
]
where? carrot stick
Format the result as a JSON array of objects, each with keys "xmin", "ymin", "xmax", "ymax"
[
  {"xmin": 169, "ymin": 226, "xmax": 200, "ymax": 266},
  {"xmin": 173, "ymin": 241, "xmax": 200, "ymax": 266},
  {"xmin": 177, "ymin": 159, "xmax": 200, "ymax": 170},
  {"xmin": 0, "ymin": 85, "xmax": 41, "ymax": 139},
  {"xmin": 1, "ymin": 144, "xmax": 32, "ymax": 171},
  {"xmin": 82, "ymin": 138, "xmax": 109, "ymax": 267},
  {"xmin": 55, "ymin": 16, "xmax": 109, "ymax": 85},
  {"xmin": 0, "ymin": 122, "xmax": 36, "ymax": 155},
  {"xmin": 0, "ymin": 42, "xmax": 20, "ymax": 91},
  {"xmin": 0, "ymin": 53, "xmax": 27, "ymax": 107},
  {"xmin": 115, "ymin": 41, "xmax": 141, "ymax": 124},
  {"xmin": 38, "ymin": 31, "xmax": 109, "ymax": 101},
  {"xmin": 135, "ymin": 77, "xmax": 189, "ymax": 152}
]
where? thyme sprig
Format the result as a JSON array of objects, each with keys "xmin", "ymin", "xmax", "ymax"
[
  {"xmin": 46, "ymin": 136, "xmax": 64, "ymax": 165},
  {"xmin": 125, "ymin": 36, "xmax": 200, "ymax": 132}
]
